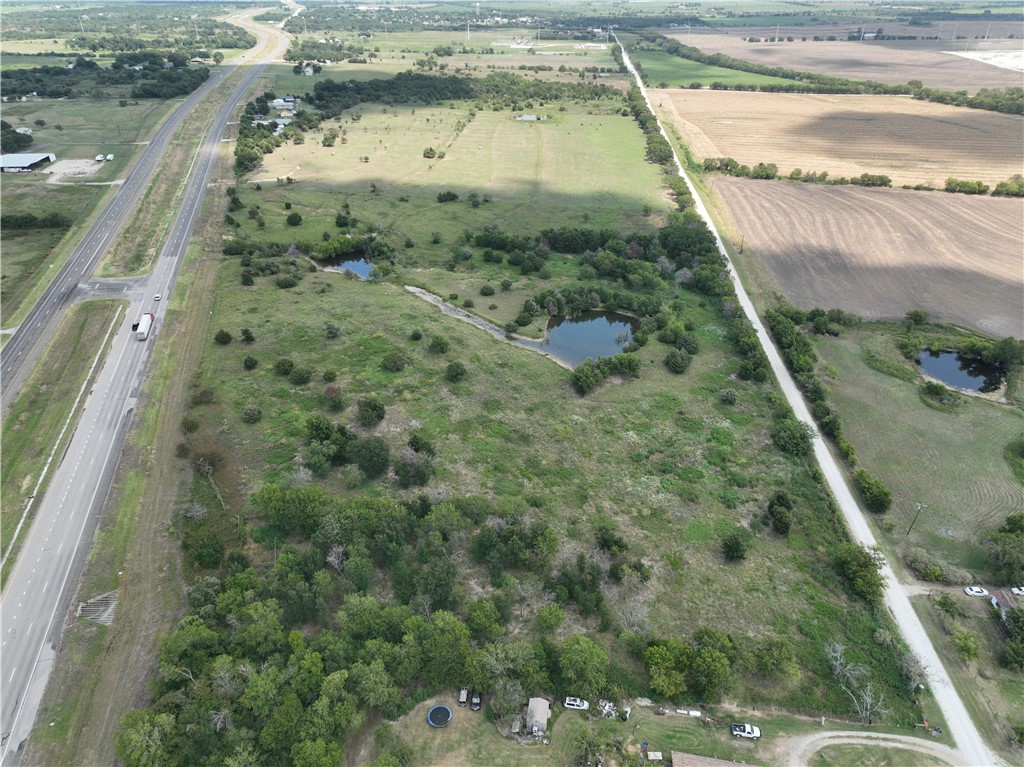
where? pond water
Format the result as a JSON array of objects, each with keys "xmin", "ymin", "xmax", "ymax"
[
  {"xmin": 323, "ymin": 259, "xmax": 373, "ymax": 279},
  {"xmin": 916, "ymin": 350, "xmax": 1004, "ymax": 393},
  {"xmin": 518, "ymin": 310, "xmax": 638, "ymax": 367}
]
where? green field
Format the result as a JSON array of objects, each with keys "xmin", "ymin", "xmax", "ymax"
[
  {"xmin": 811, "ymin": 328, "xmax": 1023, "ymax": 573},
  {"xmin": 630, "ymin": 47, "xmax": 800, "ymax": 88},
  {"xmin": 810, "ymin": 743, "xmax": 952, "ymax": 767}
]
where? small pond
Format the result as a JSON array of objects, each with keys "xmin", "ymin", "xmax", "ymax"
[
  {"xmin": 916, "ymin": 350, "xmax": 1004, "ymax": 394},
  {"xmin": 324, "ymin": 259, "xmax": 373, "ymax": 279},
  {"xmin": 518, "ymin": 310, "xmax": 638, "ymax": 367}
]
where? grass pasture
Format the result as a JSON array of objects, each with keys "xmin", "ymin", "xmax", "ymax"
[
  {"xmin": 248, "ymin": 100, "xmax": 669, "ymax": 240},
  {"xmin": 811, "ymin": 326, "xmax": 1023, "ymax": 572},
  {"xmin": 810, "ymin": 743, "xmax": 952, "ymax": 767},
  {"xmin": 653, "ymin": 89, "xmax": 1024, "ymax": 188},
  {"xmin": 631, "ymin": 46, "xmax": 800, "ymax": 88}
]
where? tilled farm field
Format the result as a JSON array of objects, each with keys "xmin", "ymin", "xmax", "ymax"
[
  {"xmin": 654, "ymin": 89, "xmax": 1024, "ymax": 188},
  {"xmin": 668, "ymin": 28, "xmax": 1024, "ymax": 93},
  {"xmin": 714, "ymin": 178, "xmax": 1024, "ymax": 339}
]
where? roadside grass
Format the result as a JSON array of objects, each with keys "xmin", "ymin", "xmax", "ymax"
[
  {"xmin": 0, "ymin": 180, "xmax": 104, "ymax": 325},
  {"xmin": 911, "ymin": 594, "xmax": 1023, "ymax": 762},
  {"xmin": 0, "ymin": 299, "xmax": 124, "ymax": 584},
  {"xmin": 629, "ymin": 46, "xmax": 799, "ymax": 88},
  {"xmin": 810, "ymin": 327, "xmax": 1023, "ymax": 573},
  {"xmin": 810, "ymin": 744, "xmax": 952, "ymax": 767}
]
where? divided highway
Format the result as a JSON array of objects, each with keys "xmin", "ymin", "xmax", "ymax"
[
  {"xmin": 0, "ymin": 11, "xmax": 293, "ymax": 764},
  {"xmin": 617, "ymin": 38, "xmax": 999, "ymax": 767}
]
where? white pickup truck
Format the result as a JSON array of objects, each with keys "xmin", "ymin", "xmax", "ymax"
[{"xmin": 731, "ymin": 723, "xmax": 761, "ymax": 740}]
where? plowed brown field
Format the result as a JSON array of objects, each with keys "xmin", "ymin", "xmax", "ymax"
[
  {"xmin": 654, "ymin": 89, "xmax": 1024, "ymax": 188},
  {"xmin": 714, "ymin": 178, "xmax": 1024, "ymax": 338},
  {"xmin": 667, "ymin": 28, "xmax": 1024, "ymax": 92}
]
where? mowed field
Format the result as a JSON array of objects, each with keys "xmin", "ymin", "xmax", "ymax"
[
  {"xmin": 713, "ymin": 178, "xmax": 1024, "ymax": 339},
  {"xmin": 255, "ymin": 102, "xmax": 670, "ymax": 231},
  {"xmin": 668, "ymin": 27, "xmax": 1024, "ymax": 92},
  {"xmin": 653, "ymin": 89, "xmax": 1024, "ymax": 188}
]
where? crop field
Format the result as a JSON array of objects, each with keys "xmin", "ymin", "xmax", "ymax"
[
  {"xmin": 250, "ymin": 101, "xmax": 669, "ymax": 237},
  {"xmin": 653, "ymin": 89, "xmax": 1024, "ymax": 188},
  {"xmin": 810, "ymin": 327, "xmax": 1022, "ymax": 570},
  {"xmin": 712, "ymin": 178, "xmax": 1023, "ymax": 338},
  {"xmin": 666, "ymin": 29, "xmax": 1024, "ymax": 93},
  {"xmin": 629, "ymin": 46, "xmax": 800, "ymax": 87}
]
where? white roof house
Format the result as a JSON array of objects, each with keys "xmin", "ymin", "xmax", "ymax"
[{"xmin": 0, "ymin": 152, "xmax": 56, "ymax": 172}]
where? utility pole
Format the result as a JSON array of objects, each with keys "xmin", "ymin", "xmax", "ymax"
[{"xmin": 906, "ymin": 502, "xmax": 927, "ymax": 536}]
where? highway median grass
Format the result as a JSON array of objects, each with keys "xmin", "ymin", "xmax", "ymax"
[{"xmin": 0, "ymin": 299, "xmax": 124, "ymax": 585}]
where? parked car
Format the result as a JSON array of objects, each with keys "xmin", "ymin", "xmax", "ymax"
[
  {"xmin": 458, "ymin": 688, "xmax": 468, "ymax": 707},
  {"xmin": 1011, "ymin": 586, "xmax": 1023, "ymax": 596},
  {"xmin": 564, "ymin": 696, "xmax": 589, "ymax": 711},
  {"xmin": 964, "ymin": 586, "xmax": 989, "ymax": 597},
  {"xmin": 470, "ymin": 691, "xmax": 481, "ymax": 711},
  {"xmin": 731, "ymin": 723, "xmax": 761, "ymax": 740}
]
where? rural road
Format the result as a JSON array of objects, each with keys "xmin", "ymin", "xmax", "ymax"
[
  {"xmin": 784, "ymin": 730, "xmax": 963, "ymax": 766},
  {"xmin": 0, "ymin": 9, "xmax": 294, "ymax": 764},
  {"xmin": 617, "ymin": 39, "xmax": 1001, "ymax": 767}
]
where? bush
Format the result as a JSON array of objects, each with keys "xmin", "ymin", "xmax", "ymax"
[
  {"xmin": 349, "ymin": 436, "xmax": 390, "ymax": 478},
  {"xmin": 323, "ymin": 369, "xmax": 337, "ymax": 382},
  {"xmin": 243, "ymin": 355, "xmax": 258, "ymax": 370},
  {"xmin": 324, "ymin": 386, "xmax": 345, "ymax": 411},
  {"xmin": 289, "ymin": 367, "xmax": 313, "ymax": 385},
  {"xmin": 356, "ymin": 396, "xmax": 386, "ymax": 427},
  {"xmin": 241, "ymin": 272, "xmax": 254, "ymax": 286},
  {"xmin": 500, "ymin": 279, "xmax": 513, "ymax": 291},
  {"xmin": 480, "ymin": 284, "xmax": 495, "ymax": 296},
  {"xmin": 408, "ymin": 430, "xmax": 435, "ymax": 455},
  {"xmin": 324, "ymin": 323, "xmax": 340, "ymax": 339},
  {"xmin": 382, "ymin": 351, "xmax": 409, "ymax": 372},
  {"xmin": 854, "ymin": 469, "xmax": 892, "ymax": 513},
  {"xmin": 242, "ymin": 405, "xmax": 262, "ymax": 423},
  {"xmin": 286, "ymin": 212, "xmax": 303, "ymax": 226},
  {"xmin": 722, "ymin": 527, "xmax": 751, "ymax": 561},
  {"xmin": 409, "ymin": 329, "xmax": 423, "ymax": 341},
  {"xmin": 276, "ymin": 274, "xmax": 298, "ymax": 289},
  {"xmin": 462, "ymin": 298, "xmax": 474, "ymax": 308},
  {"xmin": 437, "ymin": 191, "xmax": 459, "ymax": 202},
  {"xmin": 677, "ymin": 333, "xmax": 700, "ymax": 354},
  {"xmin": 428, "ymin": 335, "xmax": 450, "ymax": 354},
  {"xmin": 771, "ymin": 418, "xmax": 814, "ymax": 456},
  {"xmin": 664, "ymin": 349, "xmax": 692, "ymax": 374},
  {"xmin": 214, "ymin": 329, "xmax": 232, "ymax": 345},
  {"xmin": 445, "ymin": 361, "xmax": 468, "ymax": 382},
  {"xmin": 240, "ymin": 328, "xmax": 255, "ymax": 344},
  {"xmin": 394, "ymin": 453, "xmax": 433, "ymax": 487},
  {"xmin": 719, "ymin": 388, "xmax": 738, "ymax": 405}
]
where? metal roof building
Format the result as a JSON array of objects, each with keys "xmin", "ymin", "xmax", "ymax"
[{"xmin": 0, "ymin": 153, "xmax": 56, "ymax": 172}]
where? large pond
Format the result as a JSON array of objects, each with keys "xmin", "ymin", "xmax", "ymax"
[
  {"xmin": 916, "ymin": 350, "xmax": 1004, "ymax": 393},
  {"xmin": 324, "ymin": 259, "xmax": 373, "ymax": 279},
  {"xmin": 518, "ymin": 310, "xmax": 638, "ymax": 367}
]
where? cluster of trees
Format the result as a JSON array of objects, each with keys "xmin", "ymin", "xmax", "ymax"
[
  {"xmin": 285, "ymin": 40, "xmax": 363, "ymax": 63},
  {"xmin": 625, "ymin": 85, "xmax": 674, "ymax": 166},
  {"xmin": 993, "ymin": 175, "xmax": 1024, "ymax": 197},
  {"xmin": 0, "ymin": 119, "xmax": 34, "ymax": 153},
  {"xmin": 0, "ymin": 211, "xmax": 72, "ymax": 229},
  {"xmin": 570, "ymin": 353, "xmax": 641, "ymax": 395},
  {"xmin": 235, "ymin": 98, "xmax": 285, "ymax": 174},
  {"xmin": 644, "ymin": 629, "xmax": 742, "ymax": 702},
  {"xmin": 984, "ymin": 513, "xmax": 1024, "ymax": 586},
  {"xmin": 912, "ymin": 86, "xmax": 1023, "ymax": 116},
  {"xmin": 0, "ymin": 54, "xmax": 208, "ymax": 99},
  {"xmin": 702, "ymin": 158, "xmax": 893, "ymax": 188},
  {"xmin": 764, "ymin": 304, "xmax": 861, "ymax": 461}
]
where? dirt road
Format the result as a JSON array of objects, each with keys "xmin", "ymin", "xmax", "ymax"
[
  {"xmin": 784, "ymin": 730, "xmax": 961, "ymax": 765},
  {"xmin": 618, "ymin": 38, "xmax": 1002, "ymax": 767}
]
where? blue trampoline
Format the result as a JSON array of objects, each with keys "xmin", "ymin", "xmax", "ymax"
[{"xmin": 427, "ymin": 704, "xmax": 452, "ymax": 728}]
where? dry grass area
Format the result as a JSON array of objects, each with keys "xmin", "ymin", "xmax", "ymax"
[
  {"xmin": 671, "ymin": 27, "xmax": 1024, "ymax": 92},
  {"xmin": 713, "ymin": 178, "xmax": 1024, "ymax": 339},
  {"xmin": 654, "ymin": 89, "xmax": 1024, "ymax": 188}
]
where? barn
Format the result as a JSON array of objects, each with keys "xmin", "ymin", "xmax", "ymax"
[{"xmin": 0, "ymin": 153, "xmax": 56, "ymax": 173}]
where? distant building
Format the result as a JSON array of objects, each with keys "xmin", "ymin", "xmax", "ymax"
[
  {"xmin": 14, "ymin": 127, "xmax": 32, "ymax": 135},
  {"xmin": 0, "ymin": 152, "xmax": 56, "ymax": 172}
]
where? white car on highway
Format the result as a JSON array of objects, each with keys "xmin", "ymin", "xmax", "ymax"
[
  {"xmin": 564, "ymin": 697, "xmax": 589, "ymax": 711},
  {"xmin": 964, "ymin": 586, "xmax": 989, "ymax": 597}
]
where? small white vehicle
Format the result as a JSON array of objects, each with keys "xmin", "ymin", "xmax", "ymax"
[
  {"xmin": 964, "ymin": 586, "xmax": 989, "ymax": 597},
  {"xmin": 731, "ymin": 723, "xmax": 761, "ymax": 740},
  {"xmin": 1011, "ymin": 586, "xmax": 1023, "ymax": 596},
  {"xmin": 154, "ymin": 293, "xmax": 161, "ymax": 301},
  {"xmin": 564, "ymin": 697, "xmax": 589, "ymax": 711}
]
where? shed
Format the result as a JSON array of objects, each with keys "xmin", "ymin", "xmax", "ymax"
[
  {"xmin": 0, "ymin": 152, "xmax": 55, "ymax": 172},
  {"xmin": 526, "ymin": 697, "xmax": 550, "ymax": 734}
]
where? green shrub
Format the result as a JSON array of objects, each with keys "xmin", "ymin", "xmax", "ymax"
[
  {"xmin": 428, "ymin": 335, "xmax": 450, "ymax": 354},
  {"xmin": 382, "ymin": 351, "xmax": 409, "ymax": 372},
  {"xmin": 275, "ymin": 274, "xmax": 298, "ymax": 289},
  {"xmin": 243, "ymin": 355, "xmax": 258, "ymax": 370},
  {"xmin": 356, "ymin": 396, "xmax": 386, "ymax": 427},
  {"xmin": 349, "ymin": 436, "xmax": 390, "ymax": 478},
  {"xmin": 665, "ymin": 349, "xmax": 692, "ymax": 374},
  {"xmin": 241, "ymin": 405, "xmax": 262, "ymax": 424},
  {"xmin": 214, "ymin": 329, "xmax": 232, "ymax": 345},
  {"xmin": 275, "ymin": 358, "xmax": 295, "ymax": 376},
  {"xmin": 719, "ymin": 388, "xmax": 737, "ymax": 405},
  {"xmin": 445, "ymin": 361, "xmax": 468, "ymax": 382},
  {"xmin": 854, "ymin": 469, "xmax": 892, "ymax": 513},
  {"xmin": 286, "ymin": 211, "xmax": 303, "ymax": 226},
  {"xmin": 722, "ymin": 527, "xmax": 751, "ymax": 562},
  {"xmin": 409, "ymin": 329, "xmax": 423, "ymax": 341},
  {"xmin": 289, "ymin": 367, "xmax": 313, "ymax": 385},
  {"xmin": 771, "ymin": 418, "xmax": 814, "ymax": 456}
]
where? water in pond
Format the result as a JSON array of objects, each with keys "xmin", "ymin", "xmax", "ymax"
[
  {"xmin": 519, "ymin": 311, "xmax": 638, "ymax": 367},
  {"xmin": 324, "ymin": 259, "xmax": 373, "ymax": 279},
  {"xmin": 916, "ymin": 350, "xmax": 1004, "ymax": 393}
]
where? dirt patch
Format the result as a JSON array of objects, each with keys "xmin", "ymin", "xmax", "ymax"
[
  {"xmin": 713, "ymin": 178, "xmax": 1024, "ymax": 338},
  {"xmin": 669, "ymin": 29, "xmax": 1024, "ymax": 93},
  {"xmin": 44, "ymin": 159, "xmax": 102, "ymax": 184},
  {"xmin": 654, "ymin": 89, "xmax": 1023, "ymax": 188}
]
